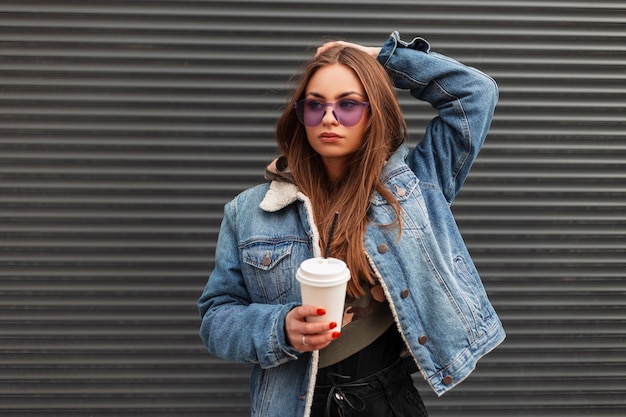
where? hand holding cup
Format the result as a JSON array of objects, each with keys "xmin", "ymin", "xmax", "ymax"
[{"xmin": 288, "ymin": 257, "xmax": 350, "ymax": 351}]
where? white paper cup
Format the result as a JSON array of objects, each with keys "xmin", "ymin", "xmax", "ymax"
[{"xmin": 296, "ymin": 257, "xmax": 350, "ymax": 330}]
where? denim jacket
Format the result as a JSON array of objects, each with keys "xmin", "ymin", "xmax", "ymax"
[{"xmin": 198, "ymin": 31, "xmax": 505, "ymax": 417}]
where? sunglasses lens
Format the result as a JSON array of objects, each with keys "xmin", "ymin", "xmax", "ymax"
[
  {"xmin": 334, "ymin": 99, "xmax": 364, "ymax": 127},
  {"xmin": 302, "ymin": 100, "xmax": 325, "ymax": 126}
]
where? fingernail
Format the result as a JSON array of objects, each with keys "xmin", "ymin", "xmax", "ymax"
[
  {"xmin": 329, "ymin": 322, "xmax": 337, "ymax": 329},
  {"xmin": 332, "ymin": 332, "xmax": 341, "ymax": 339},
  {"xmin": 316, "ymin": 308, "xmax": 326, "ymax": 316}
]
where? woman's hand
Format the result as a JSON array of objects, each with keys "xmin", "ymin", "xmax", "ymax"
[
  {"xmin": 285, "ymin": 305, "xmax": 341, "ymax": 352},
  {"xmin": 315, "ymin": 41, "xmax": 381, "ymax": 59}
]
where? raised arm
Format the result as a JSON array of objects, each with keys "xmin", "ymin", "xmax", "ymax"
[{"xmin": 378, "ymin": 31, "xmax": 498, "ymax": 202}]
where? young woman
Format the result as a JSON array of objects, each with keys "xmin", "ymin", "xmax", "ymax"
[{"xmin": 198, "ymin": 31, "xmax": 505, "ymax": 417}]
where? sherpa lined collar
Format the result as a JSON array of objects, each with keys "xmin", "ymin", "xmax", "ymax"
[{"xmin": 260, "ymin": 156, "xmax": 300, "ymax": 212}]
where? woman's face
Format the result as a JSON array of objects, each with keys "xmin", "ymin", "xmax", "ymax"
[{"xmin": 303, "ymin": 63, "xmax": 368, "ymax": 181}]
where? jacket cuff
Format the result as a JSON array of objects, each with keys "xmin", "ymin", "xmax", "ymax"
[{"xmin": 376, "ymin": 31, "xmax": 431, "ymax": 68}]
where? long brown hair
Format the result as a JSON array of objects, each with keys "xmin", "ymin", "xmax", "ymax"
[{"xmin": 276, "ymin": 45, "xmax": 407, "ymax": 298}]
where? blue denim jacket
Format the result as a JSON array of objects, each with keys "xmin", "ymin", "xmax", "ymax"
[{"xmin": 198, "ymin": 31, "xmax": 505, "ymax": 417}]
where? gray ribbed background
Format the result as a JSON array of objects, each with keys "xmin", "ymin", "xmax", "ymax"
[{"xmin": 0, "ymin": 1, "xmax": 625, "ymax": 416}]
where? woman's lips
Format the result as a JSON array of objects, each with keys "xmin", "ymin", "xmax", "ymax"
[{"xmin": 319, "ymin": 132, "xmax": 342, "ymax": 143}]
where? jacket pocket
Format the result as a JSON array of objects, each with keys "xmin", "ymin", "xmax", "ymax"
[
  {"xmin": 453, "ymin": 255, "xmax": 492, "ymax": 338},
  {"xmin": 242, "ymin": 239, "xmax": 303, "ymax": 304}
]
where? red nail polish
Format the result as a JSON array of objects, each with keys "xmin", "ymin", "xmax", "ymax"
[
  {"xmin": 316, "ymin": 308, "xmax": 326, "ymax": 316},
  {"xmin": 332, "ymin": 332, "xmax": 341, "ymax": 339},
  {"xmin": 329, "ymin": 322, "xmax": 337, "ymax": 329}
]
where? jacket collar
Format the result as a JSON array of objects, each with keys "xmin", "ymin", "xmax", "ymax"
[
  {"xmin": 259, "ymin": 180, "xmax": 300, "ymax": 212},
  {"xmin": 260, "ymin": 155, "xmax": 301, "ymax": 212}
]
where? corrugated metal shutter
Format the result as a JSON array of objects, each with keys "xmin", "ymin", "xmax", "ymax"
[{"xmin": 0, "ymin": 1, "xmax": 624, "ymax": 416}]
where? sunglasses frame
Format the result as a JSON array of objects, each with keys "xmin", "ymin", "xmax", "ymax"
[{"xmin": 294, "ymin": 98, "xmax": 370, "ymax": 127}]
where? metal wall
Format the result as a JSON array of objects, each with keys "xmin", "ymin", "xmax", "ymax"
[{"xmin": 0, "ymin": 1, "xmax": 624, "ymax": 416}]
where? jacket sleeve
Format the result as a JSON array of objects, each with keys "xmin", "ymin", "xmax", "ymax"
[
  {"xmin": 377, "ymin": 31, "xmax": 498, "ymax": 203},
  {"xmin": 197, "ymin": 197, "xmax": 300, "ymax": 368}
]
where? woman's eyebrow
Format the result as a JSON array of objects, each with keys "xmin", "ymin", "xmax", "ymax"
[{"xmin": 305, "ymin": 91, "xmax": 365, "ymax": 99}]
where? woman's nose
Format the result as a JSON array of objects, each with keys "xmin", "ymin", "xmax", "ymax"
[{"xmin": 321, "ymin": 104, "xmax": 339, "ymax": 125}]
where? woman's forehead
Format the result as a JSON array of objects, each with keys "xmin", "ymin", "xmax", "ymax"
[{"xmin": 305, "ymin": 64, "xmax": 365, "ymax": 99}]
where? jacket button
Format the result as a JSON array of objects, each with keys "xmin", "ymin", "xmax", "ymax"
[
  {"xmin": 418, "ymin": 335, "xmax": 428, "ymax": 345},
  {"xmin": 401, "ymin": 289, "xmax": 409, "ymax": 299},
  {"xmin": 443, "ymin": 375, "xmax": 453, "ymax": 385},
  {"xmin": 395, "ymin": 185, "xmax": 406, "ymax": 197},
  {"xmin": 262, "ymin": 252, "xmax": 271, "ymax": 266},
  {"xmin": 377, "ymin": 244, "xmax": 388, "ymax": 254}
]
